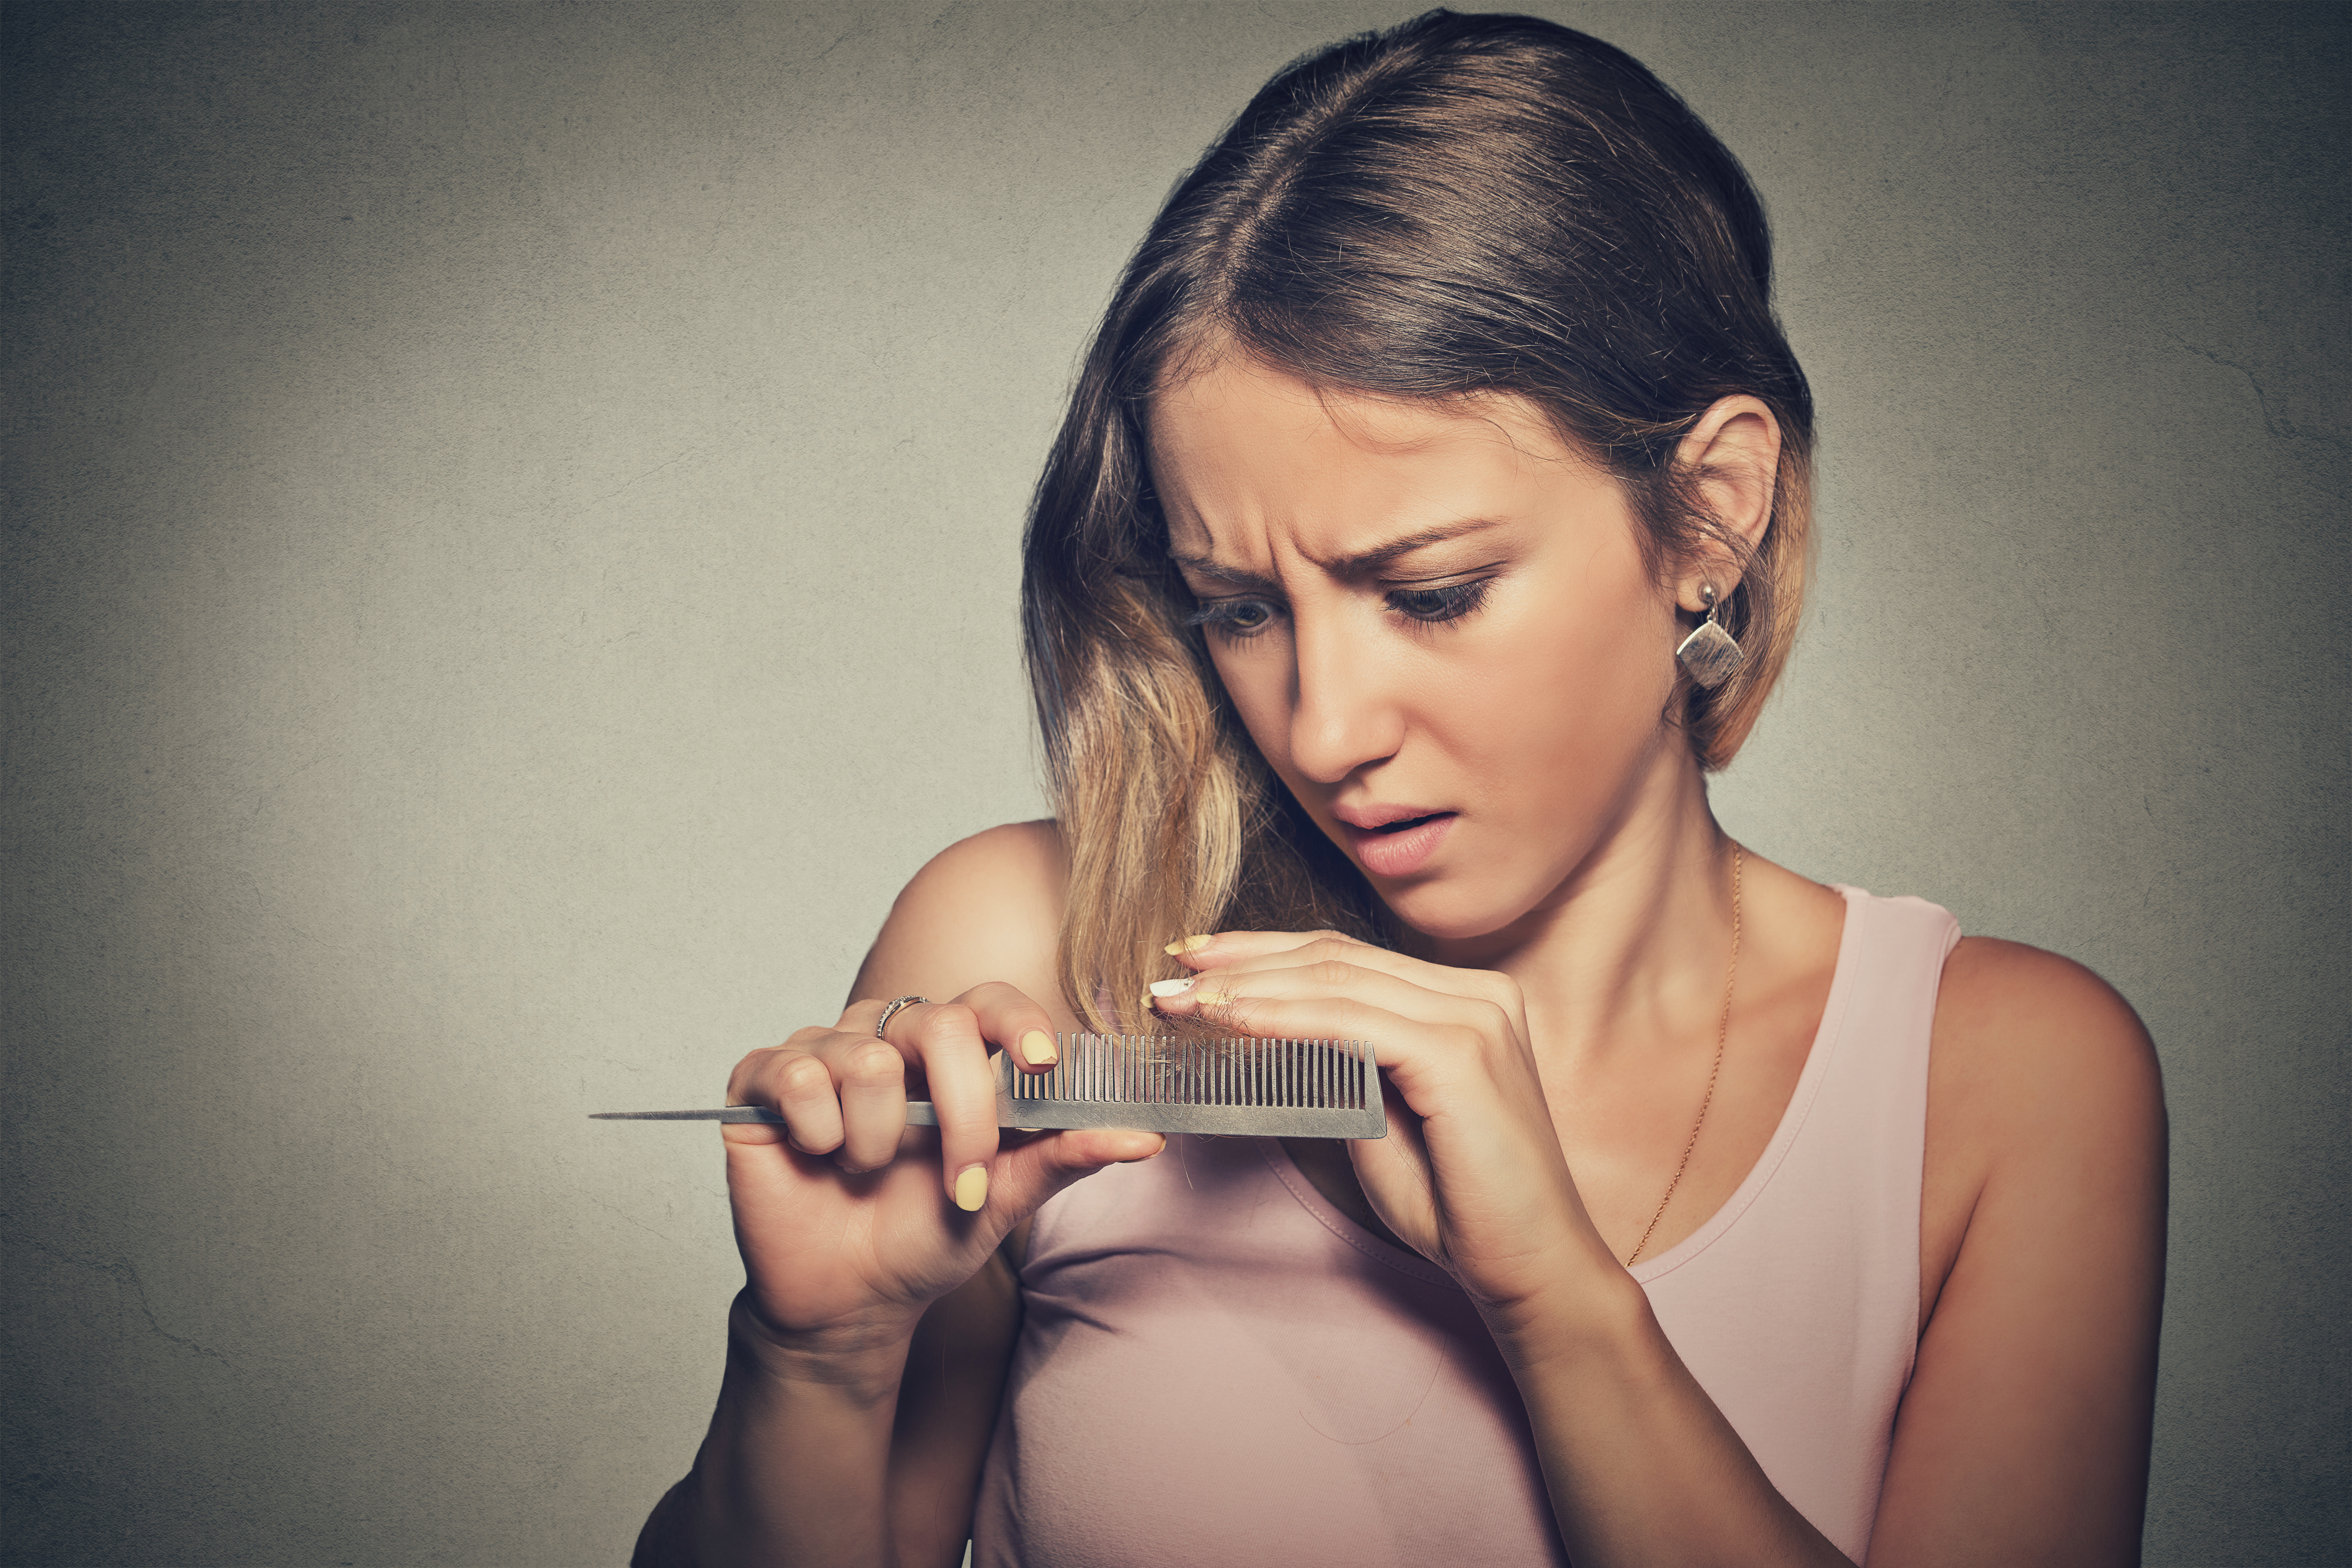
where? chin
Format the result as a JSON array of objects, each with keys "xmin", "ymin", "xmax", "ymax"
[{"xmin": 1372, "ymin": 875, "xmax": 1534, "ymax": 948}]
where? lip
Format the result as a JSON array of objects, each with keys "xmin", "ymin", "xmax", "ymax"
[
  {"xmin": 1334, "ymin": 808, "xmax": 1457, "ymax": 879},
  {"xmin": 1333, "ymin": 801, "xmax": 1449, "ymax": 831}
]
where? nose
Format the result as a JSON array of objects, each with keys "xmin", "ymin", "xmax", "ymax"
[{"xmin": 1285, "ymin": 607, "xmax": 1404, "ymax": 785}]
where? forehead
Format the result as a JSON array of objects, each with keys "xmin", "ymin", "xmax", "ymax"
[{"xmin": 1146, "ymin": 357, "xmax": 1586, "ymax": 562}]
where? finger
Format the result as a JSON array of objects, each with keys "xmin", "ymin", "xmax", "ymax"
[
  {"xmin": 1161, "ymin": 929, "xmax": 1352, "ymax": 971},
  {"xmin": 952, "ymin": 980, "xmax": 1064, "ymax": 1074},
  {"xmin": 883, "ymin": 1000, "xmax": 1001, "ymax": 1209},
  {"xmin": 1165, "ymin": 935, "xmax": 1522, "ymax": 1016},
  {"xmin": 1150, "ymin": 956, "xmax": 1502, "ymax": 1040},
  {"xmin": 832, "ymin": 1030, "xmax": 913, "ymax": 1173},
  {"xmin": 985, "ymin": 1126, "xmax": 1167, "ymax": 1219},
  {"xmin": 725, "ymin": 1033, "xmax": 856, "ymax": 1155},
  {"xmin": 1344, "ymin": 1080, "xmax": 1447, "ymax": 1259}
]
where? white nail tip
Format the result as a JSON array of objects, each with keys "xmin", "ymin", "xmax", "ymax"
[{"xmin": 1147, "ymin": 978, "xmax": 1197, "ymax": 997}]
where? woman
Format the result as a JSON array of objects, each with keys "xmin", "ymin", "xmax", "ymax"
[{"xmin": 636, "ymin": 12, "xmax": 2165, "ymax": 1565}]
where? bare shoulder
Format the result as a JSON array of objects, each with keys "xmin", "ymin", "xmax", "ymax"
[
  {"xmin": 1931, "ymin": 937, "xmax": 2165, "ymax": 1156},
  {"xmin": 851, "ymin": 820, "xmax": 1074, "ymax": 1023},
  {"xmin": 885, "ymin": 819, "xmax": 1067, "ymax": 925}
]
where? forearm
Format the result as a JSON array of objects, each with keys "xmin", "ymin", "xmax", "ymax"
[
  {"xmin": 1492, "ymin": 1266, "xmax": 1851, "ymax": 1568},
  {"xmin": 637, "ymin": 1293, "xmax": 913, "ymax": 1568}
]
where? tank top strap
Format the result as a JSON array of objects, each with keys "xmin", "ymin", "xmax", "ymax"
[{"xmin": 1632, "ymin": 884, "xmax": 1960, "ymax": 1559}]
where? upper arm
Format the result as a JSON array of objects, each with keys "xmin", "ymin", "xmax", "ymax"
[
  {"xmin": 1869, "ymin": 938, "xmax": 2167, "ymax": 1566},
  {"xmin": 851, "ymin": 819, "xmax": 1077, "ymax": 1029},
  {"xmin": 846, "ymin": 821, "xmax": 1071, "ymax": 1566}
]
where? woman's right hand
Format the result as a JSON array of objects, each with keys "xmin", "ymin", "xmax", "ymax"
[{"xmin": 719, "ymin": 984, "xmax": 1163, "ymax": 1353}]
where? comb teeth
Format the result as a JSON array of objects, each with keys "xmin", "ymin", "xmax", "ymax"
[
  {"xmin": 1019, "ymin": 1034, "xmax": 1372, "ymax": 1110},
  {"xmin": 991, "ymin": 1033, "xmax": 1386, "ymax": 1139}
]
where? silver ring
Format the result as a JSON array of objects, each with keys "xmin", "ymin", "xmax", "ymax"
[{"xmin": 874, "ymin": 995, "xmax": 930, "ymax": 1038}]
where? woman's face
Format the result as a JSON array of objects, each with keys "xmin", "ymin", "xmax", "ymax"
[{"xmin": 1149, "ymin": 356, "xmax": 1690, "ymax": 947}]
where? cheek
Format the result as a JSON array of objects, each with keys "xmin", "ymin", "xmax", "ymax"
[
  {"xmin": 1205, "ymin": 641, "xmax": 1288, "ymax": 759},
  {"xmin": 1435, "ymin": 587, "xmax": 1677, "ymax": 784}
]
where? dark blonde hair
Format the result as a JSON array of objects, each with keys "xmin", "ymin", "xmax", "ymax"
[{"xmin": 1022, "ymin": 10, "xmax": 1815, "ymax": 1026}]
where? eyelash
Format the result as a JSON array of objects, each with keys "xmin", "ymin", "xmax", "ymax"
[
  {"xmin": 1387, "ymin": 578, "xmax": 1494, "ymax": 625},
  {"xmin": 1182, "ymin": 578, "xmax": 1496, "ymax": 640}
]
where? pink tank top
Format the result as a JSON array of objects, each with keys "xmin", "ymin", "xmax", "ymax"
[{"xmin": 973, "ymin": 886, "xmax": 1958, "ymax": 1565}]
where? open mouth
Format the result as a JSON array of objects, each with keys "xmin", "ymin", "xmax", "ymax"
[{"xmin": 1339, "ymin": 810, "xmax": 1458, "ymax": 878}]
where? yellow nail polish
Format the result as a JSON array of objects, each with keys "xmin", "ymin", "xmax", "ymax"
[
  {"xmin": 1163, "ymin": 934, "xmax": 1215, "ymax": 956},
  {"xmin": 953, "ymin": 1165, "xmax": 989, "ymax": 1212},
  {"xmin": 1141, "ymin": 991, "xmax": 1158, "ymax": 1013},
  {"xmin": 1020, "ymin": 1029, "xmax": 1058, "ymax": 1066}
]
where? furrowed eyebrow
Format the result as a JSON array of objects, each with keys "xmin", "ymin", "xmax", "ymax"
[
  {"xmin": 1330, "ymin": 516, "xmax": 1509, "ymax": 574},
  {"xmin": 1170, "ymin": 516, "xmax": 1508, "ymax": 586},
  {"xmin": 1167, "ymin": 557, "xmax": 1278, "ymax": 590}
]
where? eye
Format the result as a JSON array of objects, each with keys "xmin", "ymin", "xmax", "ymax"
[
  {"xmin": 1182, "ymin": 597, "xmax": 1282, "ymax": 640},
  {"xmin": 1385, "ymin": 579, "xmax": 1493, "ymax": 624}
]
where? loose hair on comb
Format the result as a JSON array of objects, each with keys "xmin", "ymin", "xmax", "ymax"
[{"xmin": 1022, "ymin": 10, "xmax": 1817, "ymax": 1029}]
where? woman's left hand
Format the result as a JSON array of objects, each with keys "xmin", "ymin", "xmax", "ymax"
[{"xmin": 1149, "ymin": 929, "xmax": 1622, "ymax": 1330}]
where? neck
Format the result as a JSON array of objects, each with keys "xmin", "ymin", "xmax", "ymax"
[{"xmin": 1408, "ymin": 738, "xmax": 1736, "ymax": 1070}]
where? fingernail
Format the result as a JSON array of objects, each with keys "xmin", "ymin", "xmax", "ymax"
[
  {"xmin": 953, "ymin": 1165, "xmax": 989, "ymax": 1212},
  {"xmin": 1142, "ymin": 991, "xmax": 1158, "ymax": 1013},
  {"xmin": 1020, "ymin": 1029, "xmax": 1058, "ymax": 1066},
  {"xmin": 1148, "ymin": 977, "xmax": 1197, "ymax": 998},
  {"xmin": 1163, "ymin": 934, "xmax": 1215, "ymax": 956}
]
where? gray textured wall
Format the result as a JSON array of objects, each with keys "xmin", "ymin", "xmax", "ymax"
[{"xmin": 4, "ymin": 3, "xmax": 2345, "ymax": 1564}]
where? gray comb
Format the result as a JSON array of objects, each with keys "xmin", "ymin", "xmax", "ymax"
[{"xmin": 593, "ymin": 1033, "xmax": 1386, "ymax": 1139}]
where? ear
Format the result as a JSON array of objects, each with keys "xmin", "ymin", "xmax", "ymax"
[{"xmin": 1670, "ymin": 395, "xmax": 1782, "ymax": 614}]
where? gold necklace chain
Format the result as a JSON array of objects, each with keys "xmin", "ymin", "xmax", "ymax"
[{"xmin": 1623, "ymin": 843, "xmax": 1743, "ymax": 1268}]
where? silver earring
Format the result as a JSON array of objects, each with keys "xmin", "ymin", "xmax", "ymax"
[{"xmin": 1675, "ymin": 584, "xmax": 1745, "ymax": 690}]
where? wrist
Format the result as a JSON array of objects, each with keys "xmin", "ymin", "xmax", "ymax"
[
  {"xmin": 725, "ymin": 1292, "xmax": 917, "ymax": 1406},
  {"xmin": 1472, "ymin": 1240, "xmax": 1664, "ymax": 1382}
]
